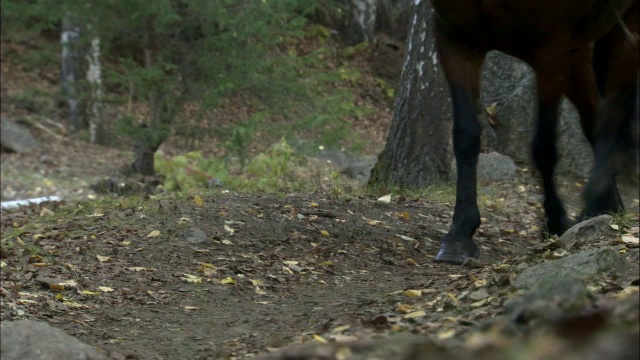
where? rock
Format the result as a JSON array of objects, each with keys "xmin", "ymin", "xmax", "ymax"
[
  {"xmin": 182, "ymin": 227, "xmax": 208, "ymax": 245},
  {"xmin": 558, "ymin": 215, "xmax": 617, "ymax": 250},
  {"xmin": 451, "ymin": 151, "xmax": 517, "ymax": 183},
  {"xmin": 505, "ymin": 278, "xmax": 591, "ymax": 320},
  {"xmin": 340, "ymin": 159, "xmax": 377, "ymax": 183},
  {"xmin": 514, "ymin": 248, "xmax": 629, "ymax": 289},
  {"xmin": 477, "ymin": 151, "xmax": 517, "ymax": 182},
  {"xmin": 481, "ymin": 51, "xmax": 595, "ymax": 178},
  {"xmin": 1, "ymin": 116, "xmax": 43, "ymax": 153},
  {"xmin": 1, "ymin": 320, "xmax": 106, "ymax": 360}
]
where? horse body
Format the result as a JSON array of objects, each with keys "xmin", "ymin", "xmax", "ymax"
[{"xmin": 431, "ymin": 0, "xmax": 639, "ymax": 264}]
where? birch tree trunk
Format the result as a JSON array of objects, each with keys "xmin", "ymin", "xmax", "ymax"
[
  {"xmin": 344, "ymin": 0, "xmax": 378, "ymax": 44},
  {"xmin": 60, "ymin": 14, "xmax": 86, "ymax": 132},
  {"xmin": 368, "ymin": 0, "xmax": 453, "ymax": 188},
  {"xmin": 86, "ymin": 26, "xmax": 107, "ymax": 145}
]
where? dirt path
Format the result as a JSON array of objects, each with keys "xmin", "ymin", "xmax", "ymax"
[{"xmin": 2, "ymin": 181, "xmax": 638, "ymax": 359}]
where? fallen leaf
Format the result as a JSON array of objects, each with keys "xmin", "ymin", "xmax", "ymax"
[
  {"xmin": 224, "ymin": 225, "xmax": 235, "ymax": 234},
  {"xmin": 147, "ymin": 230, "xmax": 160, "ymax": 238},
  {"xmin": 221, "ymin": 277, "xmax": 236, "ymax": 285},
  {"xmin": 310, "ymin": 202, "xmax": 319, "ymax": 208},
  {"xmin": 395, "ymin": 303, "xmax": 414, "ymax": 313},
  {"xmin": 181, "ymin": 274, "xmax": 203, "ymax": 284},
  {"xmin": 96, "ymin": 255, "xmax": 111, "ymax": 262},
  {"xmin": 184, "ymin": 306, "xmax": 199, "ymax": 310},
  {"xmin": 621, "ymin": 235, "xmax": 639, "ymax": 244},
  {"xmin": 98, "ymin": 287, "xmax": 114, "ymax": 292},
  {"xmin": 40, "ymin": 208, "xmax": 55, "ymax": 216},
  {"xmin": 320, "ymin": 229, "xmax": 330, "ymax": 237},
  {"xmin": 397, "ymin": 234, "xmax": 415, "ymax": 241},
  {"xmin": 377, "ymin": 194, "xmax": 392, "ymax": 203},
  {"xmin": 403, "ymin": 289, "xmax": 422, "ymax": 298},
  {"xmin": 312, "ymin": 334, "xmax": 328, "ymax": 343},
  {"xmin": 82, "ymin": 290, "xmax": 100, "ymax": 295},
  {"xmin": 404, "ymin": 310, "xmax": 426, "ymax": 319},
  {"xmin": 438, "ymin": 329, "xmax": 456, "ymax": 340},
  {"xmin": 194, "ymin": 195, "xmax": 204, "ymax": 207},
  {"xmin": 330, "ymin": 325, "xmax": 351, "ymax": 333}
]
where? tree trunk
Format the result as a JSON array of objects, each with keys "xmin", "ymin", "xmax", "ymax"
[
  {"xmin": 60, "ymin": 14, "xmax": 86, "ymax": 132},
  {"xmin": 86, "ymin": 26, "xmax": 108, "ymax": 145},
  {"xmin": 368, "ymin": 0, "xmax": 453, "ymax": 188},
  {"xmin": 343, "ymin": 0, "xmax": 378, "ymax": 45}
]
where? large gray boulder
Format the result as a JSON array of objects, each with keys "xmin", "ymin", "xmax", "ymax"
[
  {"xmin": 1, "ymin": 320, "xmax": 106, "ymax": 360},
  {"xmin": 0, "ymin": 116, "xmax": 43, "ymax": 153},
  {"xmin": 481, "ymin": 51, "xmax": 594, "ymax": 178}
]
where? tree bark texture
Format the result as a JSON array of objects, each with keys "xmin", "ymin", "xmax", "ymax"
[
  {"xmin": 86, "ymin": 27, "xmax": 108, "ymax": 145},
  {"xmin": 368, "ymin": 0, "xmax": 453, "ymax": 188},
  {"xmin": 60, "ymin": 15, "xmax": 86, "ymax": 132},
  {"xmin": 343, "ymin": 0, "xmax": 378, "ymax": 45}
]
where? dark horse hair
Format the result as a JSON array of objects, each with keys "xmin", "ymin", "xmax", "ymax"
[{"xmin": 431, "ymin": 0, "xmax": 639, "ymax": 264}]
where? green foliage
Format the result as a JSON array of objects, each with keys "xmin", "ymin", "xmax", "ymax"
[{"xmin": 155, "ymin": 138, "xmax": 308, "ymax": 193}]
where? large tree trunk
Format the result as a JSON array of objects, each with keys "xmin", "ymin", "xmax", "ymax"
[
  {"xmin": 368, "ymin": 0, "xmax": 453, "ymax": 188},
  {"xmin": 60, "ymin": 14, "xmax": 86, "ymax": 132}
]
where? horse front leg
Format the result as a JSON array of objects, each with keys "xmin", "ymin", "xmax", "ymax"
[{"xmin": 433, "ymin": 29, "xmax": 486, "ymax": 264}]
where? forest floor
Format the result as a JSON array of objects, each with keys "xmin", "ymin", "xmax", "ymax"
[{"xmin": 1, "ymin": 32, "xmax": 639, "ymax": 360}]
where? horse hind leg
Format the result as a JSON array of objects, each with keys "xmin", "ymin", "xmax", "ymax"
[
  {"xmin": 582, "ymin": 5, "xmax": 639, "ymax": 219},
  {"xmin": 530, "ymin": 53, "xmax": 574, "ymax": 236},
  {"xmin": 564, "ymin": 46, "xmax": 625, "ymax": 219}
]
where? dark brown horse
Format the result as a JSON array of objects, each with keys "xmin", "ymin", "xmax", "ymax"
[{"xmin": 431, "ymin": 0, "xmax": 639, "ymax": 264}]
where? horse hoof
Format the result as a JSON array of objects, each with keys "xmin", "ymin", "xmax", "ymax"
[{"xmin": 434, "ymin": 238, "xmax": 480, "ymax": 265}]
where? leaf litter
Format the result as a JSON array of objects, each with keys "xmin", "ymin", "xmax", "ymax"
[{"xmin": 0, "ymin": 187, "xmax": 638, "ymax": 359}]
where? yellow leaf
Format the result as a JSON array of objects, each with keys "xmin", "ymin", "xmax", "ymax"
[
  {"xmin": 250, "ymin": 279, "xmax": 263, "ymax": 286},
  {"xmin": 178, "ymin": 217, "xmax": 192, "ymax": 224},
  {"xmin": 312, "ymin": 334, "xmax": 328, "ymax": 343},
  {"xmin": 283, "ymin": 260, "xmax": 299, "ymax": 266},
  {"xmin": 404, "ymin": 310, "xmax": 426, "ymax": 319},
  {"xmin": 181, "ymin": 274, "xmax": 203, "ymax": 284},
  {"xmin": 395, "ymin": 303, "xmax": 414, "ymax": 313},
  {"xmin": 98, "ymin": 286, "xmax": 114, "ymax": 292},
  {"xmin": 50, "ymin": 283, "xmax": 65, "ymax": 291},
  {"xmin": 330, "ymin": 325, "xmax": 351, "ymax": 334},
  {"xmin": 82, "ymin": 290, "xmax": 100, "ymax": 295},
  {"xmin": 147, "ymin": 230, "xmax": 160, "ymax": 238},
  {"xmin": 437, "ymin": 329, "xmax": 456, "ymax": 340},
  {"xmin": 194, "ymin": 195, "xmax": 204, "ymax": 207},
  {"xmin": 398, "ymin": 211, "xmax": 410, "ymax": 220},
  {"xmin": 118, "ymin": 241, "xmax": 131, "ymax": 246},
  {"xmin": 405, "ymin": 258, "xmax": 418, "ymax": 266},
  {"xmin": 320, "ymin": 229, "xmax": 330, "ymax": 237},
  {"xmin": 377, "ymin": 194, "xmax": 392, "ymax": 203},
  {"xmin": 96, "ymin": 255, "xmax": 111, "ymax": 262},
  {"xmin": 40, "ymin": 208, "xmax": 55, "ymax": 216},
  {"xmin": 403, "ymin": 289, "xmax": 422, "ymax": 298},
  {"xmin": 310, "ymin": 202, "xmax": 319, "ymax": 208},
  {"xmin": 445, "ymin": 292, "xmax": 459, "ymax": 306},
  {"xmin": 224, "ymin": 225, "xmax": 235, "ymax": 234},
  {"xmin": 221, "ymin": 277, "xmax": 236, "ymax": 285},
  {"xmin": 184, "ymin": 306, "xmax": 199, "ymax": 310},
  {"xmin": 320, "ymin": 261, "xmax": 334, "ymax": 267}
]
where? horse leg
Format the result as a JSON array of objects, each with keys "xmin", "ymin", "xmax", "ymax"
[
  {"xmin": 531, "ymin": 54, "xmax": 573, "ymax": 236},
  {"xmin": 565, "ymin": 46, "xmax": 625, "ymax": 220},
  {"xmin": 433, "ymin": 28, "xmax": 486, "ymax": 264},
  {"xmin": 582, "ymin": 5, "xmax": 639, "ymax": 219}
]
